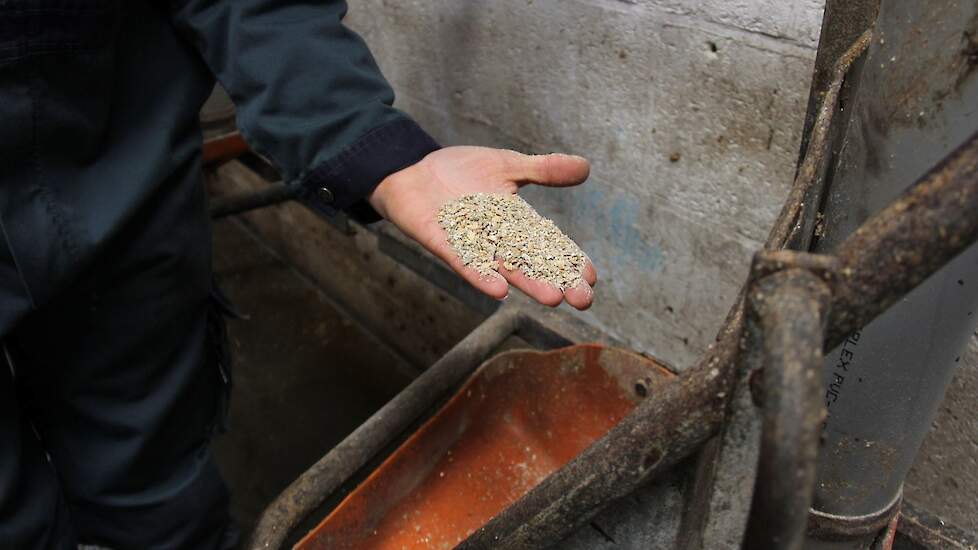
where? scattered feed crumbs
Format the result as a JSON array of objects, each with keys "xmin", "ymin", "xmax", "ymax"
[{"xmin": 437, "ymin": 193, "xmax": 587, "ymax": 290}]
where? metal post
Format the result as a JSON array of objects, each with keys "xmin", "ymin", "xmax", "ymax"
[
  {"xmin": 803, "ymin": 0, "xmax": 978, "ymax": 545},
  {"xmin": 743, "ymin": 267, "xmax": 832, "ymax": 550}
]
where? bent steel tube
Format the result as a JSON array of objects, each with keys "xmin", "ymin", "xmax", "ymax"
[
  {"xmin": 742, "ymin": 268, "xmax": 831, "ymax": 550},
  {"xmin": 826, "ymin": 130, "xmax": 978, "ymax": 349},
  {"xmin": 764, "ymin": 29, "xmax": 872, "ymax": 251}
]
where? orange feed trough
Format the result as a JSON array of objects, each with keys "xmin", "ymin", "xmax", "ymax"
[{"xmin": 296, "ymin": 345, "xmax": 674, "ymax": 550}]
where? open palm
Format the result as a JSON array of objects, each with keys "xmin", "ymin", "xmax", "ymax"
[{"xmin": 368, "ymin": 146, "xmax": 597, "ymax": 310}]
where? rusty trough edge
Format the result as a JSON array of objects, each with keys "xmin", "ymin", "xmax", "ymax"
[
  {"xmin": 741, "ymin": 268, "xmax": 831, "ymax": 550},
  {"xmin": 248, "ymin": 307, "xmax": 522, "ymax": 550}
]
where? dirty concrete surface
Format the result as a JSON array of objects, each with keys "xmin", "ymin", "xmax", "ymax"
[
  {"xmin": 210, "ymin": 218, "xmax": 418, "ymax": 535},
  {"xmin": 343, "ymin": 0, "xmax": 823, "ymax": 368},
  {"xmin": 905, "ymin": 335, "xmax": 978, "ymax": 533}
]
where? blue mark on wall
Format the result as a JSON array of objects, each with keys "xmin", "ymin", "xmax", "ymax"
[{"xmin": 553, "ymin": 184, "xmax": 664, "ymax": 274}]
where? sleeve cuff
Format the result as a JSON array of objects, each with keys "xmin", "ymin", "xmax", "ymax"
[{"xmin": 300, "ymin": 118, "xmax": 441, "ymax": 223}]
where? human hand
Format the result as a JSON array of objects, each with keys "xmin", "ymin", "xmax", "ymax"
[{"xmin": 367, "ymin": 146, "xmax": 597, "ymax": 310}]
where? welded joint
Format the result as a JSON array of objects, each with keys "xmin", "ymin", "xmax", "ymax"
[
  {"xmin": 745, "ymin": 250, "xmax": 838, "ymax": 409},
  {"xmin": 749, "ymin": 249, "xmax": 840, "ymax": 289},
  {"xmin": 745, "ymin": 250, "xmax": 839, "ymax": 412},
  {"xmin": 744, "ymin": 264, "xmax": 833, "ymax": 411}
]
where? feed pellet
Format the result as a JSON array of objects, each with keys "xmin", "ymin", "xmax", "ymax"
[{"xmin": 437, "ymin": 193, "xmax": 587, "ymax": 290}]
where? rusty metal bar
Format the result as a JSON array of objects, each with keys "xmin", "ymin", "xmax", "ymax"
[
  {"xmin": 203, "ymin": 131, "xmax": 249, "ymax": 166},
  {"xmin": 765, "ymin": 29, "xmax": 872, "ymax": 251},
  {"xmin": 210, "ymin": 183, "xmax": 300, "ymax": 219},
  {"xmin": 825, "ymin": 130, "xmax": 978, "ymax": 349},
  {"xmin": 895, "ymin": 500, "xmax": 978, "ymax": 550},
  {"xmin": 795, "ymin": 0, "xmax": 879, "ymax": 170},
  {"xmin": 742, "ymin": 268, "xmax": 831, "ymax": 550},
  {"xmin": 248, "ymin": 307, "xmax": 521, "ymax": 550}
]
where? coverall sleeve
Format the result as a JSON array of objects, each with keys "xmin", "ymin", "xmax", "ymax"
[{"xmin": 167, "ymin": 0, "xmax": 440, "ymax": 219}]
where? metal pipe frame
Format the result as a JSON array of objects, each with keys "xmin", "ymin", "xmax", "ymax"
[
  {"xmin": 209, "ymin": 183, "xmax": 300, "ymax": 219},
  {"xmin": 741, "ymin": 267, "xmax": 831, "ymax": 550},
  {"xmin": 676, "ymin": 29, "xmax": 873, "ymax": 549},
  {"xmin": 826, "ymin": 132, "xmax": 978, "ymax": 348},
  {"xmin": 765, "ymin": 29, "xmax": 872, "ymax": 252}
]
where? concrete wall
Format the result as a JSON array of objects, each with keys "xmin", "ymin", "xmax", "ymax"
[
  {"xmin": 905, "ymin": 334, "xmax": 978, "ymax": 532},
  {"xmin": 346, "ymin": 0, "xmax": 822, "ymax": 368}
]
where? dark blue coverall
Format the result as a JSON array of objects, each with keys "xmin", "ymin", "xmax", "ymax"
[{"xmin": 0, "ymin": 1, "xmax": 439, "ymax": 548}]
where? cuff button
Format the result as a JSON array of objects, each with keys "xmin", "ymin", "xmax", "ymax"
[{"xmin": 316, "ymin": 186, "xmax": 335, "ymax": 203}]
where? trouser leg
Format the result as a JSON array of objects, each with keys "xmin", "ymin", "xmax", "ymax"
[
  {"xmin": 6, "ymin": 176, "xmax": 236, "ymax": 549},
  {"xmin": 0, "ymin": 353, "xmax": 77, "ymax": 550},
  {"xmin": 7, "ymin": 264, "xmax": 234, "ymax": 550}
]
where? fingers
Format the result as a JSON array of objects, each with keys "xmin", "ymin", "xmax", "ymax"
[
  {"xmin": 498, "ymin": 263, "xmax": 564, "ymax": 307},
  {"xmin": 583, "ymin": 259, "xmax": 597, "ymax": 287},
  {"xmin": 498, "ymin": 261, "xmax": 596, "ymax": 311},
  {"xmin": 424, "ymin": 232, "xmax": 511, "ymax": 300},
  {"xmin": 501, "ymin": 151, "xmax": 590, "ymax": 187},
  {"xmin": 564, "ymin": 260, "xmax": 597, "ymax": 309},
  {"xmin": 419, "ymin": 217, "xmax": 597, "ymax": 309},
  {"xmin": 564, "ymin": 281, "xmax": 594, "ymax": 310}
]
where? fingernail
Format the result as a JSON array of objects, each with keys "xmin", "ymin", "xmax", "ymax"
[
  {"xmin": 555, "ymin": 153, "xmax": 588, "ymax": 162},
  {"xmin": 573, "ymin": 278, "xmax": 593, "ymax": 295}
]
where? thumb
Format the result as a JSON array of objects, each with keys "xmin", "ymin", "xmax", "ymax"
[{"xmin": 506, "ymin": 152, "xmax": 591, "ymax": 187}]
